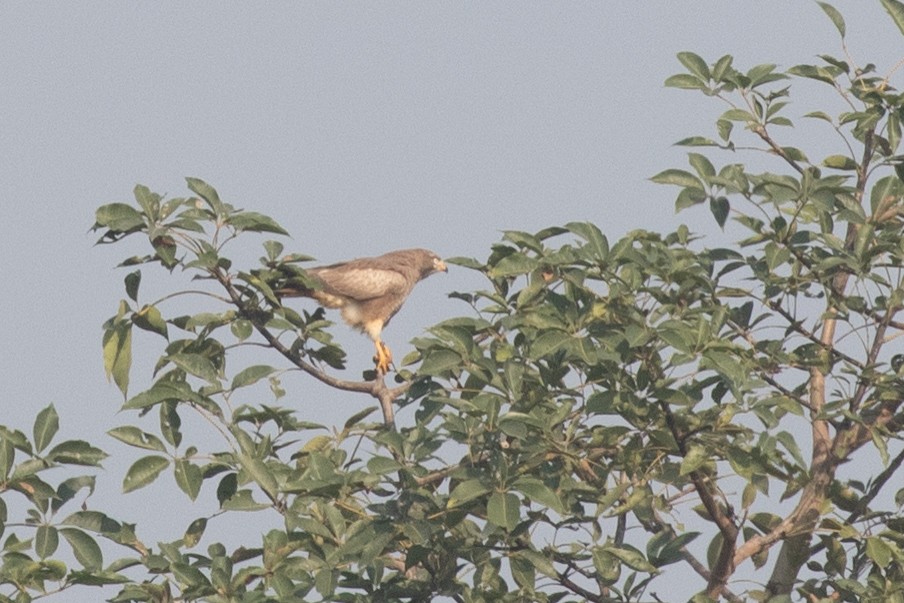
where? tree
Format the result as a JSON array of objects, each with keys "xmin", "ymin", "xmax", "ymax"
[{"xmin": 4, "ymin": 2, "xmax": 904, "ymax": 602}]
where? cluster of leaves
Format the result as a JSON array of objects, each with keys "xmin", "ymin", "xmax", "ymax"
[
  {"xmin": 4, "ymin": 2, "xmax": 904, "ymax": 602},
  {"xmin": 0, "ymin": 406, "xmax": 137, "ymax": 601}
]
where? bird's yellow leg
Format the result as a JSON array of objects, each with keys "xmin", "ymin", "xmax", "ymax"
[{"xmin": 373, "ymin": 339, "xmax": 393, "ymax": 374}]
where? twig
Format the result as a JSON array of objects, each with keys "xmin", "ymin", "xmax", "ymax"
[
  {"xmin": 212, "ymin": 267, "xmax": 410, "ymax": 427},
  {"xmin": 751, "ymin": 124, "xmax": 805, "ymax": 175},
  {"xmin": 658, "ymin": 400, "xmax": 738, "ymax": 597}
]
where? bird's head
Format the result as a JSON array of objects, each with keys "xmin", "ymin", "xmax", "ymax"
[
  {"xmin": 412, "ymin": 249, "xmax": 447, "ymax": 278},
  {"xmin": 432, "ymin": 254, "xmax": 448, "ymax": 274}
]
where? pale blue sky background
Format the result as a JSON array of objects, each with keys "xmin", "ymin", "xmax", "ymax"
[{"xmin": 1, "ymin": 2, "xmax": 902, "ymax": 599}]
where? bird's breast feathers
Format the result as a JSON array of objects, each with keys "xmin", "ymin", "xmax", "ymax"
[
  {"xmin": 339, "ymin": 303, "xmax": 385, "ymax": 341},
  {"xmin": 311, "ymin": 267, "xmax": 408, "ymax": 301},
  {"xmin": 309, "ymin": 290, "xmax": 350, "ymax": 309}
]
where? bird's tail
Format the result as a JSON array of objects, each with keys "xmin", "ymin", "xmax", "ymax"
[{"xmin": 273, "ymin": 286, "xmax": 315, "ymax": 298}]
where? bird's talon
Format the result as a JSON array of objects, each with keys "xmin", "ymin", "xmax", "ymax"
[{"xmin": 374, "ymin": 340, "xmax": 393, "ymax": 375}]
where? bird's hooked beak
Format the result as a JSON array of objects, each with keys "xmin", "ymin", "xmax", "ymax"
[{"xmin": 434, "ymin": 257, "xmax": 448, "ymax": 273}]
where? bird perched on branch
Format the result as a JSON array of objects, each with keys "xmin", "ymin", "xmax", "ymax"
[{"xmin": 276, "ymin": 248, "xmax": 447, "ymax": 374}]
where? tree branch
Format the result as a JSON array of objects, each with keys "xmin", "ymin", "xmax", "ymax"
[
  {"xmin": 658, "ymin": 400, "xmax": 738, "ymax": 597},
  {"xmin": 212, "ymin": 267, "xmax": 410, "ymax": 426},
  {"xmin": 758, "ymin": 127, "xmax": 878, "ymax": 598},
  {"xmin": 636, "ymin": 510, "xmax": 743, "ymax": 602},
  {"xmin": 751, "ymin": 124, "xmax": 805, "ymax": 175}
]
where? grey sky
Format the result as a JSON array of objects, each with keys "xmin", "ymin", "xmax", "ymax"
[{"xmin": 1, "ymin": 2, "xmax": 901, "ymax": 598}]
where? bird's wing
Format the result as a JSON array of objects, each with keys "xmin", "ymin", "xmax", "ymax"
[{"xmin": 310, "ymin": 261, "xmax": 409, "ymax": 302}]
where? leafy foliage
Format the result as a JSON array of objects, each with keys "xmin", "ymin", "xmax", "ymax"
[{"xmin": 4, "ymin": 3, "xmax": 904, "ymax": 602}]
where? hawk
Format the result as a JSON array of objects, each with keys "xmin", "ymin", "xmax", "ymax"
[{"xmin": 277, "ymin": 248, "xmax": 447, "ymax": 374}]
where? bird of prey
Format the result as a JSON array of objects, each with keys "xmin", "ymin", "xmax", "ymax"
[{"xmin": 277, "ymin": 248, "xmax": 447, "ymax": 374}]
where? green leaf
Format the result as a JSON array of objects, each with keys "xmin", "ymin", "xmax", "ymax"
[
  {"xmin": 107, "ymin": 426, "xmax": 166, "ymax": 452},
  {"xmin": 419, "ymin": 349, "xmax": 462, "ymax": 375},
  {"xmin": 510, "ymin": 554, "xmax": 535, "ymax": 590},
  {"xmin": 315, "ymin": 569, "xmax": 338, "ymax": 597},
  {"xmin": 688, "ymin": 153, "xmax": 716, "ymax": 179},
  {"xmin": 239, "ymin": 454, "xmax": 279, "ymax": 500},
  {"xmin": 231, "ymin": 319, "xmax": 253, "ymax": 341},
  {"xmin": 664, "ymin": 73, "xmax": 706, "ymax": 90},
  {"xmin": 503, "ymin": 230, "xmax": 543, "ymax": 252},
  {"xmin": 710, "ymin": 197, "xmax": 730, "ymax": 228},
  {"xmin": 721, "ymin": 108, "xmax": 756, "ymax": 122},
  {"xmin": 445, "ymin": 256, "xmax": 484, "ymax": 270},
  {"xmin": 870, "ymin": 175, "xmax": 904, "ymax": 215},
  {"xmin": 606, "ymin": 544, "xmax": 658, "ymax": 573},
  {"xmin": 368, "ymin": 456, "xmax": 403, "ymax": 474},
  {"xmin": 712, "ymin": 54, "xmax": 733, "ymax": 80},
  {"xmin": 447, "ymin": 479, "xmax": 492, "ymax": 508},
  {"xmin": 172, "ymin": 562, "xmax": 212, "ymax": 588},
  {"xmin": 124, "ymin": 270, "xmax": 141, "ymax": 302},
  {"xmin": 823, "ymin": 154, "xmax": 858, "ymax": 170},
  {"xmin": 0, "ymin": 437, "xmax": 13, "ymax": 480},
  {"xmin": 123, "ymin": 381, "xmax": 203, "ymax": 411},
  {"xmin": 488, "ymin": 253, "xmax": 538, "ymax": 278},
  {"xmin": 512, "ymin": 478, "xmax": 565, "ymax": 514},
  {"xmin": 60, "ymin": 528, "xmax": 103, "ymax": 570},
  {"xmin": 746, "ymin": 63, "xmax": 784, "ymax": 86},
  {"xmin": 160, "ymin": 401, "xmax": 182, "ymax": 448},
  {"xmin": 566, "ymin": 222, "xmax": 609, "ymax": 261},
  {"xmin": 530, "ymin": 330, "xmax": 572, "ymax": 359},
  {"xmin": 650, "ymin": 169, "xmax": 704, "ymax": 189},
  {"xmin": 677, "ymin": 51, "xmax": 710, "ymax": 80},
  {"xmin": 674, "ymin": 136, "xmax": 720, "ymax": 147},
  {"xmin": 62, "ymin": 510, "xmax": 121, "ymax": 534},
  {"xmin": 231, "ymin": 365, "xmax": 277, "ymax": 390},
  {"xmin": 656, "ymin": 532, "xmax": 701, "ymax": 566},
  {"xmin": 95, "ymin": 203, "xmax": 144, "ymax": 232},
  {"xmin": 174, "ymin": 459, "xmax": 203, "ymax": 501},
  {"xmin": 168, "ymin": 353, "xmax": 220, "ymax": 384},
  {"xmin": 103, "ymin": 316, "xmax": 132, "ymax": 397},
  {"xmin": 675, "ymin": 187, "xmax": 707, "ymax": 210},
  {"xmin": 865, "ymin": 536, "xmax": 893, "ymax": 567},
  {"xmin": 342, "ymin": 406, "xmax": 378, "ymax": 431},
  {"xmin": 592, "ymin": 548, "xmax": 621, "ymax": 583},
  {"xmin": 185, "ymin": 177, "xmax": 223, "ymax": 214},
  {"xmin": 263, "ymin": 239, "xmax": 284, "ymax": 260},
  {"xmin": 881, "ymin": 0, "xmax": 904, "ymax": 36},
  {"xmin": 228, "ymin": 211, "xmax": 289, "ymax": 235},
  {"xmin": 122, "ymin": 455, "xmax": 169, "ymax": 493},
  {"xmin": 133, "ymin": 184, "xmax": 160, "ymax": 216},
  {"xmin": 717, "ymin": 118, "xmax": 733, "ymax": 141},
  {"xmin": 183, "ymin": 517, "xmax": 207, "ymax": 548},
  {"xmin": 301, "ymin": 434, "xmax": 334, "ymax": 453},
  {"xmin": 514, "ymin": 549, "xmax": 557, "ymax": 580},
  {"xmin": 804, "ymin": 111, "xmax": 834, "ymax": 122},
  {"xmin": 68, "ymin": 569, "xmax": 131, "ymax": 586},
  {"xmin": 487, "ymin": 491, "xmax": 520, "ymax": 530},
  {"xmin": 787, "ymin": 64, "xmax": 837, "ymax": 85},
  {"xmin": 46, "ymin": 440, "xmax": 108, "ymax": 466},
  {"xmin": 132, "ymin": 304, "xmax": 168, "ymax": 338},
  {"xmin": 222, "ymin": 489, "xmax": 269, "ymax": 512},
  {"xmin": 216, "ymin": 474, "xmax": 238, "ymax": 506},
  {"xmin": 817, "ymin": 2, "xmax": 846, "ymax": 38},
  {"xmin": 33, "ymin": 405, "xmax": 59, "ymax": 454},
  {"xmin": 35, "ymin": 525, "xmax": 59, "ymax": 559},
  {"xmin": 775, "ymin": 431, "xmax": 806, "ymax": 469},
  {"xmin": 871, "ymin": 429, "xmax": 890, "ymax": 467},
  {"xmin": 679, "ymin": 445, "xmax": 709, "ymax": 476},
  {"xmin": 53, "ymin": 476, "xmax": 97, "ymax": 513}
]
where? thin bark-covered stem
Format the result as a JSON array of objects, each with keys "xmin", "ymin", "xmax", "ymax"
[
  {"xmin": 759, "ymin": 128, "xmax": 877, "ymax": 598},
  {"xmin": 212, "ymin": 267, "xmax": 409, "ymax": 427}
]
